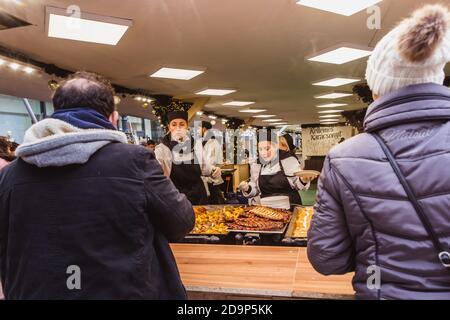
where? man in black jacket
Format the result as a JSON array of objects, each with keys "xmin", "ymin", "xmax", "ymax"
[{"xmin": 0, "ymin": 71, "xmax": 195, "ymax": 300}]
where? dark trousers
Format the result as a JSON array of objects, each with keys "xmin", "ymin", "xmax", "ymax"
[{"xmin": 208, "ymin": 183, "xmax": 225, "ymax": 205}]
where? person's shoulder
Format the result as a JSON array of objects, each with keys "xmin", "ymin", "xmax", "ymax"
[
  {"xmin": 0, "ymin": 159, "xmax": 20, "ymax": 194},
  {"xmin": 102, "ymin": 141, "xmax": 148, "ymax": 156},
  {"xmin": 327, "ymin": 132, "xmax": 378, "ymax": 160},
  {"xmin": 95, "ymin": 143, "xmax": 158, "ymax": 169}
]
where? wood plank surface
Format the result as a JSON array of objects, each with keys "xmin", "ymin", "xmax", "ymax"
[
  {"xmin": 171, "ymin": 244, "xmax": 355, "ymax": 299},
  {"xmin": 293, "ymin": 249, "xmax": 355, "ymax": 299}
]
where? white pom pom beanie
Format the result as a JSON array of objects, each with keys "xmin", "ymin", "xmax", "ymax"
[{"xmin": 366, "ymin": 4, "xmax": 450, "ymax": 97}]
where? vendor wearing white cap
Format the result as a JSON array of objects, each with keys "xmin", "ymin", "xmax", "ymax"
[
  {"xmin": 155, "ymin": 111, "xmax": 213, "ymax": 205},
  {"xmin": 238, "ymin": 130, "xmax": 312, "ymax": 207}
]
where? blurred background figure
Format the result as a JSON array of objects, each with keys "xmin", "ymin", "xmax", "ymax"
[
  {"xmin": 141, "ymin": 138, "xmax": 157, "ymax": 152},
  {"xmin": 0, "ymin": 136, "xmax": 15, "ymax": 170},
  {"xmin": 200, "ymin": 121, "xmax": 224, "ymax": 204},
  {"xmin": 279, "ymin": 133, "xmax": 297, "ymax": 157}
]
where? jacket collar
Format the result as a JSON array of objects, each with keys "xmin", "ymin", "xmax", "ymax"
[
  {"xmin": 16, "ymin": 118, "xmax": 127, "ymax": 168},
  {"xmin": 364, "ymin": 83, "xmax": 450, "ymax": 133}
]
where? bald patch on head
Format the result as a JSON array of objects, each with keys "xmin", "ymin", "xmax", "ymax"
[
  {"xmin": 52, "ymin": 71, "xmax": 116, "ymax": 117},
  {"xmin": 62, "ymin": 78, "xmax": 102, "ymax": 92}
]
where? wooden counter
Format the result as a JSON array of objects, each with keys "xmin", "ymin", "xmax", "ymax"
[{"xmin": 171, "ymin": 244, "xmax": 354, "ymax": 300}]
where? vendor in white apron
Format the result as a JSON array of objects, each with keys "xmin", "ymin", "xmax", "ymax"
[
  {"xmin": 155, "ymin": 111, "xmax": 214, "ymax": 205},
  {"xmin": 238, "ymin": 130, "xmax": 311, "ymax": 208},
  {"xmin": 200, "ymin": 121, "xmax": 225, "ymax": 204}
]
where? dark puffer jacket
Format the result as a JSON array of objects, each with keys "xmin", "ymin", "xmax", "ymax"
[
  {"xmin": 308, "ymin": 83, "xmax": 450, "ymax": 300},
  {"xmin": 0, "ymin": 119, "xmax": 194, "ymax": 300}
]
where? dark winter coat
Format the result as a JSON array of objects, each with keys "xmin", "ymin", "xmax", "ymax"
[
  {"xmin": 0, "ymin": 117, "xmax": 195, "ymax": 299},
  {"xmin": 308, "ymin": 83, "xmax": 450, "ymax": 300}
]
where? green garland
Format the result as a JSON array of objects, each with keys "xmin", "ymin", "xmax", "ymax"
[
  {"xmin": 151, "ymin": 99, "xmax": 192, "ymax": 127},
  {"xmin": 225, "ymin": 117, "xmax": 245, "ymax": 130}
]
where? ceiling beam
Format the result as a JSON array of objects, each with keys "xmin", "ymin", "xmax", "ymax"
[{"xmin": 188, "ymin": 97, "xmax": 210, "ymax": 122}]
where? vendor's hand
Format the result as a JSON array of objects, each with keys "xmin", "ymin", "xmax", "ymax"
[
  {"xmin": 300, "ymin": 176, "xmax": 314, "ymax": 184},
  {"xmin": 238, "ymin": 181, "xmax": 250, "ymax": 192},
  {"xmin": 211, "ymin": 166, "xmax": 222, "ymax": 179}
]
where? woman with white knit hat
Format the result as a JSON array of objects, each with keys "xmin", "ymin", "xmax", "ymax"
[{"xmin": 308, "ymin": 4, "xmax": 450, "ymax": 299}]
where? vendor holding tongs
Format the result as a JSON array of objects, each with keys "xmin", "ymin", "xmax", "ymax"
[{"xmin": 238, "ymin": 130, "xmax": 317, "ymax": 208}]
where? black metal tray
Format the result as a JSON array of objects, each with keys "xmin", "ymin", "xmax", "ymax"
[
  {"xmin": 281, "ymin": 206, "xmax": 313, "ymax": 247},
  {"xmin": 180, "ymin": 205, "xmax": 293, "ymax": 245}
]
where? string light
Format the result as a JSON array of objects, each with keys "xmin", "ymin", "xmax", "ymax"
[
  {"xmin": 0, "ymin": 56, "xmax": 40, "ymax": 75},
  {"xmin": 9, "ymin": 63, "xmax": 20, "ymax": 70},
  {"xmin": 24, "ymin": 67, "xmax": 34, "ymax": 74}
]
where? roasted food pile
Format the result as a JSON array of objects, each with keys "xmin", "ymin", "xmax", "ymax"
[
  {"xmin": 191, "ymin": 206, "xmax": 291, "ymax": 234},
  {"xmin": 292, "ymin": 206, "xmax": 315, "ymax": 238},
  {"xmin": 191, "ymin": 206, "xmax": 244, "ymax": 234},
  {"xmin": 226, "ymin": 206, "xmax": 291, "ymax": 231}
]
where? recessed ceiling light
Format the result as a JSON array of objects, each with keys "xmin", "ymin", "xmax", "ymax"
[
  {"xmin": 262, "ymin": 119, "xmax": 283, "ymax": 122},
  {"xmin": 150, "ymin": 67, "xmax": 204, "ymax": 80},
  {"xmin": 24, "ymin": 67, "xmax": 34, "ymax": 74},
  {"xmin": 223, "ymin": 101, "xmax": 255, "ymax": 107},
  {"xmin": 308, "ymin": 46, "xmax": 372, "ymax": 64},
  {"xmin": 318, "ymin": 110, "xmax": 343, "ymax": 114},
  {"xmin": 208, "ymin": 115, "xmax": 217, "ymax": 120},
  {"xmin": 253, "ymin": 115, "xmax": 276, "ymax": 118},
  {"xmin": 46, "ymin": 6, "xmax": 132, "ymax": 45},
  {"xmin": 9, "ymin": 62, "xmax": 20, "ymax": 70},
  {"xmin": 313, "ymin": 77, "xmax": 360, "ymax": 87},
  {"xmin": 239, "ymin": 109, "xmax": 267, "ymax": 113},
  {"xmin": 315, "ymin": 92, "xmax": 353, "ymax": 99},
  {"xmin": 316, "ymin": 103, "xmax": 348, "ymax": 108},
  {"xmin": 196, "ymin": 89, "xmax": 236, "ymax": 96},
  {"xmin": 319, "ymin": 115, "xmax": 341, "ymax": 118},
  {"xmin": 196, "ymin": 111, "xmax": 204, "ymax": 116},
  {"xmin": 297, "ymin": 0, "xmax": 383, "ymax": 16}
]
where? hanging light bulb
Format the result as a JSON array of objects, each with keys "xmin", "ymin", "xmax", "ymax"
[
  {"xmin": 114, "ymin": 96, "xmax": 121, "ymax": 105},
  {"xmin": 48, "ymin": 80, "xmax": 60, "ymax": 91}
]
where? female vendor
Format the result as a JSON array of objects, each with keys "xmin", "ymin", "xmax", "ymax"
[
  {"xmin": 155, "ymin": 111, "xmax": 221, "ymax": 205},
  {"xmin": 238, "ymin": 130, "xmax": 312, "ymax": 207}
]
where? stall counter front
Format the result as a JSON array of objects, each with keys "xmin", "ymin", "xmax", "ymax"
[{"xmin": 171, "ymin": 244, "xmax": 354, "ymax": 300}]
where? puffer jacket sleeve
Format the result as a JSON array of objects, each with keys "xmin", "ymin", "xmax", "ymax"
[
  {"xmin": 141, "ymin": 148, "xmax": 195, "ymax": 241},
  {"xmin": 307, "ymin": 155, "xmax": 355, "ymax": 275}
]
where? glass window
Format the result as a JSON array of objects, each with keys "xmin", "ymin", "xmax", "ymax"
[{"xmin": 0, "ymin": 94, "xmax": 42, "ymax": 143}]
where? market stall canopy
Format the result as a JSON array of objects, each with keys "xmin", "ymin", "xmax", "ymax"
[{"xmin": 0, "ymin": 0, "xmax": 448, "ymax": 125}]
